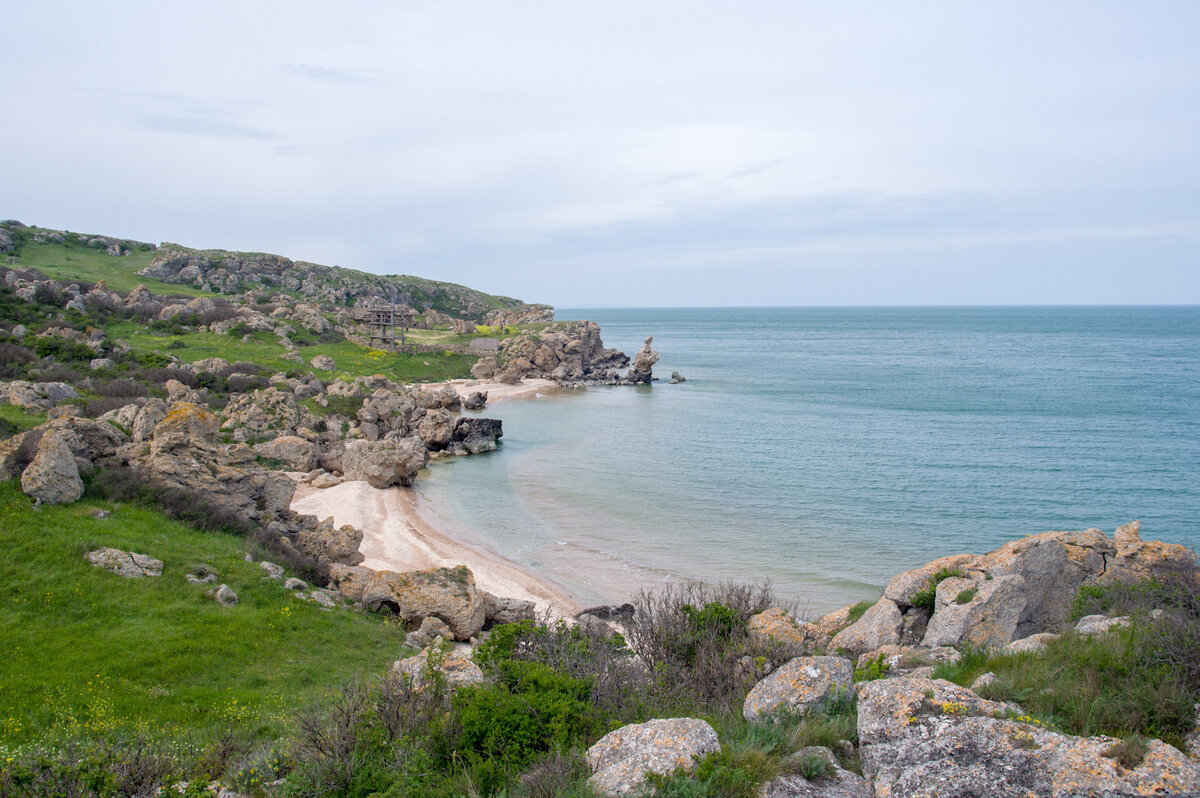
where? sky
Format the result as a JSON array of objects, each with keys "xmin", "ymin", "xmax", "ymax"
[{"xmin": 2, "ymin": 2, "xmax": 1199, "ymax": 307}]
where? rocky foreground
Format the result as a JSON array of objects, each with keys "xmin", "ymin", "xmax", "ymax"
[{"xmin": 392, "ymin": 521, "xmax": 1199, "ymax": 797}]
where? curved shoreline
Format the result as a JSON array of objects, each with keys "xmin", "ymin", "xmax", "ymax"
[{"xmin": 291, "ymin": 479, "xmax": 583, "ymax": 617}]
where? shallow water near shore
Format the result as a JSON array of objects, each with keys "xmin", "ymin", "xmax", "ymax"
[{"xmin": 419, "ymin": 306, "xmax": 1200, "ymax": 614}]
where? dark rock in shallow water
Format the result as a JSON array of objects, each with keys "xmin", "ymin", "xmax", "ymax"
[{"xmin": 669, "ymin": 371, "xmax": 686, "ymax": 384}]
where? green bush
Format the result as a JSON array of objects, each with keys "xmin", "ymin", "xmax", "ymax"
[
  {"xmin": 910, "ymin": 568, "xmax": 965, "ymax": 610},
  {"xmin": 846, "ymin": 600, "xmax": 872, "ymax": 623}
]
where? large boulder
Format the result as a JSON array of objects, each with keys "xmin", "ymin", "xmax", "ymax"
[
  {"xmin": 360, "ymin": 565, "xmax": 487, "ymax": 641},
  {"xmin": 857, "ymin": 678, "xmax": 1200, "ymax": 798},
  {"xmin": 327, "ymin": 563, "xmax": 375, "ymax": 602},
  {"xmin": 1105, "ymin": 520, "xmax": 1198, "ymax": 584},
  {"xmin": 480, "ymin": 590, "xmax": 536, "ymax": 626},
  {"xmin": 451, "ymin": 417, "xmax": 503, "ymax": 455},
  {"xmin": 743, "ymin": 656, "xmax": 854, "ymax": 722},
  {"xmin": 416, "ymin": 408, "xmax": 456, "ymax": 451},
  {"xmin": 626, "ymin": 335, "xmax": 660, "ymax": 384},
  {"xmin": 586, "ymin": 717, "xmax": 720, "ymax": 796},
  {"xmin": 253, "ymin": 435, "xmax": 317, "ymax": 472},
  {"xmin": 921, "ymin": 574, "xmax": 1027, "ymax": 649},
  {"xmin": 21, "ymin": 429, "xmax": 84, "ymax": 504},
  {"xmin": 341, "ymin": 436, "xmax": 429, "ymax": 488},
  {"xmin": 828, "ymin": 598, "xmax": 903, "ymax": 658},
  {"xmin": 292, "ymin": 515, "xmax": 364, "ymax": 566}
]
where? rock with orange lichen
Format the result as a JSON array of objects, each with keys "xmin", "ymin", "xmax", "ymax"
[
  {"xmin": 748, "ymin": 607, "xmax": 821, "ymax": 656},
  {"xmin": 1105, "ymin": 520, "xmax": 1198, "ymax": 584},
  {"xmin": 743, "ymin": 656, "xmax": 854, "ymax": 722},
  {"xmin": 858, "ymin": 678, "xmax": 1200, "ymax": 798},
  {"xmin": 586, "ymin": 717, "xmax": 720, "ymax": 796}
]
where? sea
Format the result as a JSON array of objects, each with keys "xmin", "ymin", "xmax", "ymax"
[{"xmin": 418, "ymin": 306, "xmax": 1200, "ymax": 614}]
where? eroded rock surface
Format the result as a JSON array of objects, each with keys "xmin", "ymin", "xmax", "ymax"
[
  {"xmin": 744, "ymin": 656, "xmax": 854, "ymax": 722},
  {"xmin": 587, "ymin": 717, "xmax": 720, "ymax": 796},
  {"xmin": 858, "ymin": 678, "xmax": 1200, "ymax": 798},
  {"xmin": 86, "ymin": 547, "xmax": 163, "ymax": 578}
]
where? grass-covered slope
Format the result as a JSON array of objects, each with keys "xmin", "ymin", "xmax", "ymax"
[{"xmin": 0, "ymin": 481, "xmax": 407, "ymax": 748}]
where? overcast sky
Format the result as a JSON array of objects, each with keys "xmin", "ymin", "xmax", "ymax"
[{"xmin": 3, "ymin": 2, "xmax": 1198, "ymax": 307}]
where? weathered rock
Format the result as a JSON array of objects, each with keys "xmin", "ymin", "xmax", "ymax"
[
  {"xmin": 884, "ymin": 554, "xmax": 976, "ymax": 607},
  {"xmin": 405, "ymin": 615, "xmax": 454, "ymax": 649},
  {"xmin": 341, "ymin": 436, "xmax": 428, "ymax": 488},
  {"xmin": 587, "ymin": 717, "xmax": 720, "ymax": 796},
  {"xmin": 221, "ymin": 388, "xmax": 301, "ymax": 437},
  {"xmin": 1105, "ymin": 520, "xmax": 1198, "ymax": 584},
  {"xmin": 21, "ymin": 429, "xmax": 83, "ymax": 504},
  {"xmin": 86, "ymin": 547, "xmax": 163, "ymax": 578},
  {"xmin": 828, "ymin": 598, "xmax": 903, "ymax": 657},
  {"xmin": 760, "ymin": 747, "xmax": 871, "ymax": 798},
  {"xmin": 744, "ymin": 656, "xmax": 854, "ymax": 721},
  {"xmin": 392, "ymin": 642, "xmax": 485, "ymax": 691},
  {"xmin": 311, "ymin": 354, "xmax": 336, "ymax": 371},
  {"xmin": 327, "ymin": 563, "xmax": 374, "ymax": 602},
  {"xmin": 748, "ymin": 607, "xmax": 819, "ymax": 656},
  {"xmin": 309, "ymin": 471, "xmax": 342, "ymax": 489},
  {"xmin": 284, "ymin": 577, "xmax": 307, "ymax": 590},
  {"xmin": 922, "ymin": 574, "xmax": 1027, "ymax": 649},
  {"xmin": 451, "ymin": 416, "xmax": 503, "ymax": 455},
  {"xmin": 854, "ymin": 645, "xmax": 961, "ymax": 678},
  {"xmin": 214, "ymin": 584, "xmax": 238, "ymax": 606},
  {"xmin": 462, "ymin": 391, "xmax": 487, "ymax": 410},
  {"xmin": 668, "ymin": 371, "xmax": 686, "ymax": 384},
  {"xmin": 293, "ymin": 516, "xmax": 364, "ymax": 565},
  {"xmin": 310, "ymin": 589, "xmax": 337, "ymax": 608},
  {"xmin": 260, "ymin": 561, "xmax": 285, "ymax": 579},
  {"xmin": 480, "ymin": 591, "xmax": 536, "ymax": 626},
  {"xmin": 253, "ymin": 435, "xmax": 316, "ymax": 472},
  {"xmin": 1003, "ymin": 632, "xmax": 1060, "ymax": 655},
  {"xmin": 361, "ymin": 565, "xmax": 486, "ymax": 640},
  {"xmin": 626, "ymin": 335, "xmax": 660, "ymax": 383},
  {"xmin": 131, "ymin": 399, "xmax": 169, "ymax": 442},
  {"xmin": 857, "ymin": 677, "xmax": 1200, "ymax": 798},
  {"xmin": 1073, "ymin": 614, "xmax": 1131, "ymax": 636},
  {"xmin": 416, "ymin": 408, "xmax": 456, "ymax": 450}
]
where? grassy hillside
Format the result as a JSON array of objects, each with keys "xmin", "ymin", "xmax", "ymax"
[
  {"xmin": 0, "ymin": 481, "xmax": 408, "ymax": 749},
  {"xmin": 11, "ymin": 239, "xmax": 210, "ymax": 297}
]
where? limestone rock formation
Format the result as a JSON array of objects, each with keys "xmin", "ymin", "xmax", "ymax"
[
  {"xmin": 21, "ymin": 429, "xmax": 84, "ymax": 504},
  {"xmin": 627, "ymin": 336, "xmax": 660, "ymax": 384},
  {"xmin": 857, "ymin": 678, "xmax": 1200, "ymax": 798},
  {"xmin": 743, "ymin": 656, "xmax": 855, "ymax": 722},
  {"xmin": 86, "ymin": 548, "xmax": 163, "ymax": 578},
  {"xmin": 921, "ymin": 574, "xmax": 1027, "ymax": 649},
  {"xmin": 480, "ymin": 591, "xmax": 536, "ymax": 627},
  {"xmin": 586, "ymin": 717, "xmax": 721, "ymax": 796},
  {"xmin": 341, "ymin": 436, "xmax": 429, "ymax": 488},
  {"xmin": 360, "ymin": 565, "xmax": 486, "ymax": 641},
  {"xmin": 253, "ymin": 435, "xmax": 316, "ymax": 472},
  {"xmin": 828, "ymin": 598, "xmax": 903, "ymax": 657}
]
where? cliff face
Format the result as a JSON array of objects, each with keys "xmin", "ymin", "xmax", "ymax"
[{"xmin": 139, "ymin": 244, "xmax": 542, "ymax": 322}]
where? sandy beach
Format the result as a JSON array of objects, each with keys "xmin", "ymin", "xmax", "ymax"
[
  {"xmin": 290, "ymin": 378, "xmax": 580, "ymax": 617},
  {"xmin": 436, "ymin": 377, "xmax": 559, "ymax": 404}
]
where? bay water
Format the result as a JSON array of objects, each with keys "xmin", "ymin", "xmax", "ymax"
[{"xmin": 419, "ymin": 306, "xmax": 1200, "ymax": 613}]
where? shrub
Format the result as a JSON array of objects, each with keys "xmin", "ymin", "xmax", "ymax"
[
  {"xmin": 956, "ymin": 587, "xmax": 978, "ymax": 604},
  {"xmin": 0, "ymin": 342, "xmax": 36, "ymax": 378},
  {"xmin": 32, "ymin": 336, "xmax": 94, "ymax": 363},
  {"xmin": 87, "ymin": 378, "xmax": 148, "ymax": 399},
  {"xmin": 854, "ymin": 653, "xmax": 888, "ymax": 683},
  {"xmin": 910, "ymin": 568, "xmax": 965, "ymax": 610},
  {"xmin": 625, "ymin": 581, "xmax": 775, "ymax": 708}
]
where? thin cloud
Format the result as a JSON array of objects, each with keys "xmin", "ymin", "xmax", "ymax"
[{"xmin": 128, "ymin": 112, "xmax": 276, "ymax": 140}]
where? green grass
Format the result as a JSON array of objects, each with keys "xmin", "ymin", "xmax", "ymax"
[
  {"xmin": 932, "ymin": 627, "xmax": 1197, "ymax": 747},
  {"xmin": 0, "ymin": 480, "xmax": 407, "ymax": 747},
  {"xmin": 0, "ymin": 405, "xmax": 46, "ymax": 435},
  {"xmin": 105, "ymin": 323, "xmax": 476, "ymax": 383},
  {"xmin": 10, "ymin": 241, "xmax": 211, "ymax": 297}
]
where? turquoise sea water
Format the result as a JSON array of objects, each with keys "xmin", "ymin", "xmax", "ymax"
[{"xmin": 419, "ymin": 307, "xmax": 1200, "ymax": 613}]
